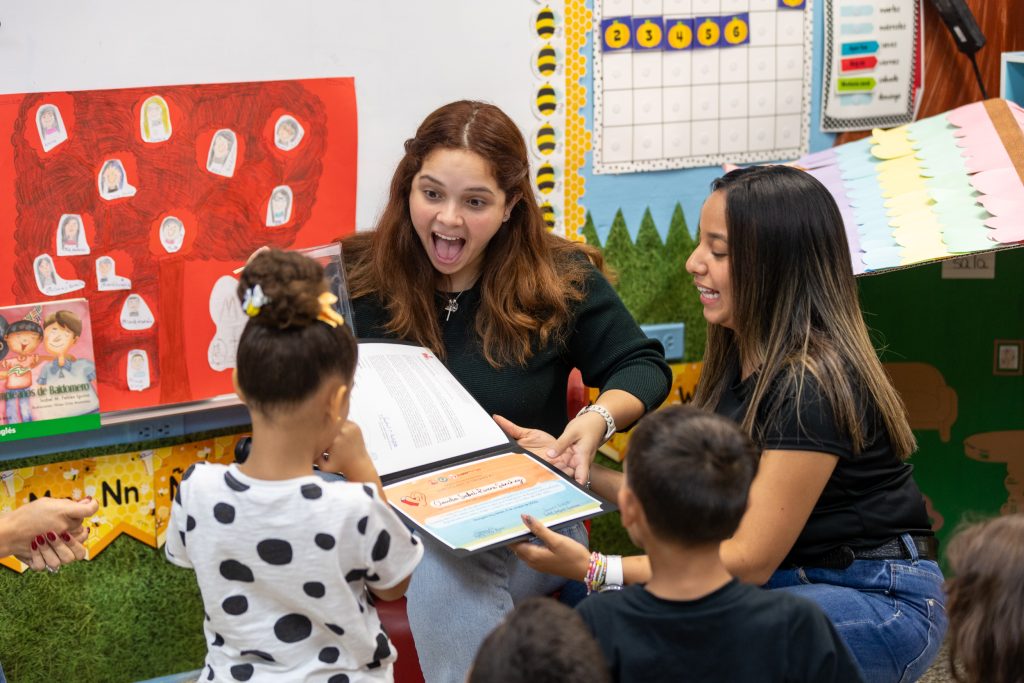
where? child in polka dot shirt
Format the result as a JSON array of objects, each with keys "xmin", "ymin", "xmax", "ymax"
[{"xmin": 166, "ymin": 249, "xmax": 423, "ymax": 682}]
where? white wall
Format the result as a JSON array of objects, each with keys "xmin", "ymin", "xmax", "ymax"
[{"xmin": 0, "ymin": 0, "xmax": 538, "ymax": 228}]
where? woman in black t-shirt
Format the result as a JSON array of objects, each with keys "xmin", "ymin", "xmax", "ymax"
[
  {"xmin": 513, "ymin": 166, "xmax": 946, "ymax": 683},
  {"xmin": 684, "ymin": 166, "xmax": 945, "ymax": 682}
]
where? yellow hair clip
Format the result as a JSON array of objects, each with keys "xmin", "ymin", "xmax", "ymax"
[{"xmin": 317, "ymin": 291, "xmax": 346, "ymax": 328}]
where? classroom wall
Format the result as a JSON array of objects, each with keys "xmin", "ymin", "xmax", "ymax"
[
  {"xmin": 580, "ymin": 0, "xmax": 1024, "ymax": 551},
  {"xmin": 858, "ymin": 250, "xmax": 1024, "ymax": 550},
  {"xmin": 0, "ymin": 1, "xmax": 1021, "ymax": 681}
]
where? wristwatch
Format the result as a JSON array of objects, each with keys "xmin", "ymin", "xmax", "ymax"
[{"xmin": 577, "ymin": 404, "xmax": 616, "ymax": 444}]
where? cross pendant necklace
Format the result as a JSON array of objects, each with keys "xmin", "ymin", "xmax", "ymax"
[{"xmin": 444, "ymin": 291, "xmax": 463, "ymax": 321}]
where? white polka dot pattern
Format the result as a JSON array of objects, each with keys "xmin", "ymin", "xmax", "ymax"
[{"xmin": 165, "ymin": 463, "xmax": 423, "ymax": 681}]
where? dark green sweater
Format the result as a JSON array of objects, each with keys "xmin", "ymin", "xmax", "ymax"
[{"xmin": 351, "ymin": 262, "xmax": 671, "ymax": 436}]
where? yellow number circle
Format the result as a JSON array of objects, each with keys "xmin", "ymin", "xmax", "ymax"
[
  {"xmin": 781, "ymin": 0, "xmax": 804, "ymax": 7},
  {"xmin": 636, "ymin": 20, "xmax": 662, "ymax": 49},
  {"xmin": 604, "ymin": 20, "xmax": 631, "ymax": 49},
  {"xmin": 724, "ymin": 17, "xmax": 748, "ymax": 45},
  {"xmin": 696, "ymin": 19, "xmax": 719, "ymax": 47},
  {"xmin": 667, "ymin": 22, "xmax": 693, "ymax": 49}
]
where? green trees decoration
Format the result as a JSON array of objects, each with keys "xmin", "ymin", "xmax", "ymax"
[{"xmin": 580, "ymin": 204, "xmax": 705, "ymax": 362}]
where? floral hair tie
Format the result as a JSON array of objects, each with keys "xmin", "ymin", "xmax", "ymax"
[
  {"xmin": 317, "ymin": 291, "xmax": 346, "ymax": 328},
  {"xmin": 242, "ymin": 284, "xmax": 270, "ymax": 317}
]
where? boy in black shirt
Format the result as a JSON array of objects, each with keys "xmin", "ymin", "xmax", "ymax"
[{"xmin": 576, "ymin": 405, "xmax": 864, "ymax": 683}]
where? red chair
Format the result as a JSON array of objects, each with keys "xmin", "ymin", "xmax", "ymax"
[
  {"xmin": 377, "ymin": 596, "xmax": 424, "ymax": 683},
  {"xmin": 377, "ymin": 369, "xmax": 591, "ymax": 683}
]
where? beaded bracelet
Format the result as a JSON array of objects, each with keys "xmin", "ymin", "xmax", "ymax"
[{"xmin": 585, "ymin": 552, "xmax": 608, "ymax": 594}]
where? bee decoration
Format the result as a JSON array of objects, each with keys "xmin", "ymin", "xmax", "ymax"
[{"xmin": 535, "ymin": 6, "xmax": 555, "ymax": 39}]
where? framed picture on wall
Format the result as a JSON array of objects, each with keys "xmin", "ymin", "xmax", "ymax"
[{"xmin": 994, "ymin": 339, "xmax": 1023, "ymax": 376}]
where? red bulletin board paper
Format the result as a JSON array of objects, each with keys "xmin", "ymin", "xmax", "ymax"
[{"xmin": 0, "ymin": 78, "xmax": 358, "ymax": 412}]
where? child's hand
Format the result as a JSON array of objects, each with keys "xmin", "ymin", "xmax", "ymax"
[
  {"xmin": 319, "ymin": 420, "xmax": 388, "ymax": 497},
  {"xmin": 512, "ymin": 513, "xmax": 591, "ymax": 581}
]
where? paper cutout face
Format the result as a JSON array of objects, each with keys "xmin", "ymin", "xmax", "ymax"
[
  {"xmin": 56, "ymin": 214, "xmax": 89, "ymax": 256},
  {"xmin": 274, "ymin": 115, "xmax": 304, "ymax": 151},
  {"xmin": 265, "ymin": 185, "xmax": 293, "ymax": 227},
  {"xmin": 206, "ymin": 129, "xmax": 238, "ymax": 177},
  {"xmin": 36, "ymin": 104, "xmax": 68, "ymax": 152},
  {"xmin": 33, "ymin": 254, "xmax": 85, "ymax": 296},
  {"xmin": 159, "ymin": 216, "xmax": 185, "ymax": 253},
  {"xmin": 98, "ymin": 159, "xmax": 137, "ymax": 200},
  {"xmin": 120, "ymin": 294, "xmax": 155, "ymax": 330},
  {"xmin": 207, "ymin": 275, "xmax": 248, "ymax": 371},
  {"xmin": 127, "ymin": 350, "xmax": 151, "ymax": 391},
  {"xmin": 95, "ymin": 256, "xmax": 132, "ymax": 291},
  {"xmin": 140, "ymin": 95, "xmax": 172, "ymax": 143}
]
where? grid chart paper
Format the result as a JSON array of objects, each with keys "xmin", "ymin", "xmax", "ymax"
[{"xmin": 593, "ymin": 0, "xmax": 814, "ymax": 174}]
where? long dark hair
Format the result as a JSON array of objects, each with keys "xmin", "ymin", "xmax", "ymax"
[
  {"xmin": 236, "ymin": 249, "xmax": 357, "ymax": 411},
  {"xmin": 691, "ymin": 166, "xmax": 915, "ymax": 458},
  {"xmin": 945, "ymin": 514, "xmax": 1024, "ymax": 683},
  {"xmin": 343, "ymin": 100, "xmax": 602, "ymax": 367}
]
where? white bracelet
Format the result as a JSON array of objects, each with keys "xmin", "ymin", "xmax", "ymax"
[
  {"xmin": 576, "ymin": 404, "xmax": 616, "ymax": 443},
  {"xmin": 604, "ymin": 554, "xmax": 624, "ymax": 587}
]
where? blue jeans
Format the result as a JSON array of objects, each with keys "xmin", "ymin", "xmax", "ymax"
[
  {"xmin": 765, "ymin": 534, "xmax": 947, "ymax": 683},
  {"xmin": 405, "ymin": 522, "xmax": 589, "ymax": 683}
]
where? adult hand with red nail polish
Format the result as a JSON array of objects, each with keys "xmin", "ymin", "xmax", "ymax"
[
  {"xmin": 0, "ymin": 496, "xmax": 99, "ymax": 564},
  {"xmin": 38, "ymin": 528, "xmax": 88, "ymax": 569}
]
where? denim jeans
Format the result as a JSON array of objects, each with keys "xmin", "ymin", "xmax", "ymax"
[
  {"xmin": 764, "ymin": 533, "xmax": 947, "ymax": 683},
  {"xmin": 405, "ymin": 522, "xmax": 589, "ymax": 683}
]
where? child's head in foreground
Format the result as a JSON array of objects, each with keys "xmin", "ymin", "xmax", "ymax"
[
  {"xmin": 944, "ymin": 513, "xmax": 1024, "ymax": 683},
  {"xmin": 620, "ymin": 404, "xmax": 759, "ymax": 549},
  {"xmin": 468, "ymin": 597, "xmax": 610, "ymax": 683},
  {"xmin": 235, "ymin": 249, "xmax": 357, "ymax": 451}
]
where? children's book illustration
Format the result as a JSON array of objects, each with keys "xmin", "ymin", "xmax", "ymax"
[{"xmin": 0, "ymin": 298, "xmax": 100, "ymax": 441}]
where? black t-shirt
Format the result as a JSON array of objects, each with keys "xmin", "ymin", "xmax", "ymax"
[
  {"xmin": 576, "ymin": 580, "xmax": 865, "ymax": 683},
  {"xmin": 715, "ymin": 365, "xmax": 932, "ymax": 561}
]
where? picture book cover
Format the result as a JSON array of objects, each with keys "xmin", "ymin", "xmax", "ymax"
[{"xmin": 0, "ymin": 298, "xmax": 101, "ymax": 442}]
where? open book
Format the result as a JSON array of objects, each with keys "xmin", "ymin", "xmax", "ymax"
[{"xmin": 348, "ymin": 340, "xmax": 613, "ymax": 555}]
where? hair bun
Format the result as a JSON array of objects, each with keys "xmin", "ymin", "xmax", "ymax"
[{"xmin": 237, "ymin": 249, "xmax": 325, "ymax": 329}]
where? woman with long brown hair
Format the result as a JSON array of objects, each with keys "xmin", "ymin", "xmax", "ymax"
[
  {"xmin": 513, "ymin": 166, "xmax": 946, "ymax": 682},
  {"xmin": 342, "ymin": 100, "xmax": 670, "ymax": 683}
]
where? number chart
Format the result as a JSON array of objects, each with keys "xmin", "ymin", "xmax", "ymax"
[{"xmin": 593, "ymin": 0, "xmax": 813, "ymax": 173}]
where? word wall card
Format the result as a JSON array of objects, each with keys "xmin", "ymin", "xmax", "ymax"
[{"xmin": 593, "ymin": 0, "xmax": 813, "ymax": 173}]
